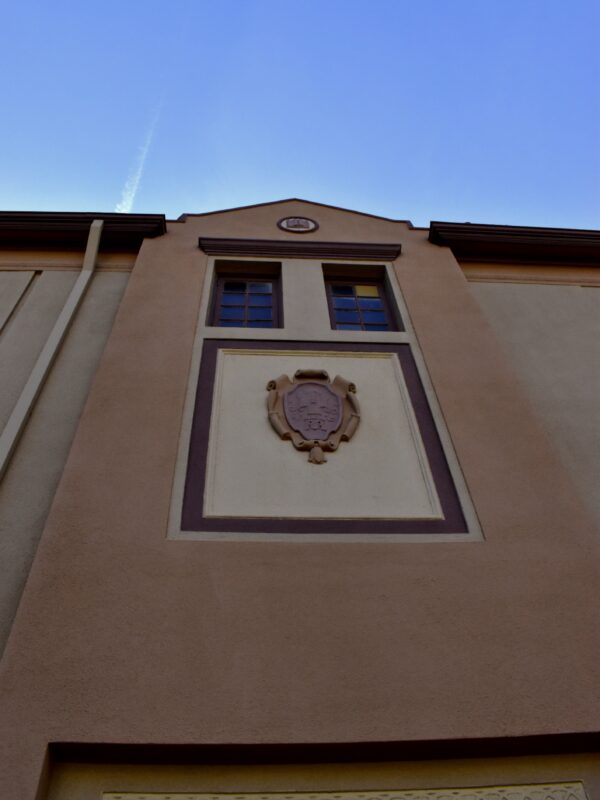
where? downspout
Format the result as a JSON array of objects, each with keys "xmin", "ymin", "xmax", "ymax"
[{"xmin": 0, "ymin": 219, "xmax": 104, "ymax": 482}]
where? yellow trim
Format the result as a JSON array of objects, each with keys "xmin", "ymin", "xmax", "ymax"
[
  {"xmin": 461, "ymin": 262, "xmax": 600, "ymax": 287},
  {"xmin": 222, "ymin": 348, "xmax": 393, "ymax": 359}
]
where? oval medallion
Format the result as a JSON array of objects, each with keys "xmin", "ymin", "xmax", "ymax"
[{"xmin": 277, "ymin": 216, "xmax": 319, "ymax": 233}]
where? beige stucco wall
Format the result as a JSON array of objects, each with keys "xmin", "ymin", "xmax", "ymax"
[
  {"xmin": 0, "ymin": 270, "xmax": 129, "ymax": 655},
  {"xmin": 0, "ymin": 202, "xmax": 598, "ymax": 799},
  {"xmin": 469, "ymin": 281, "xmax": 600, "ymax": 528}
]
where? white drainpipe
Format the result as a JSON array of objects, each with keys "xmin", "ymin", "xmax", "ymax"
[{"xmin": 0, "ymin": 218, "xmax": 104, "ymax": 481}]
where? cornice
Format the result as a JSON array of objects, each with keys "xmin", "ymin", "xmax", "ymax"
[
  {"xmin": 429, "ymin": 221, "xmax": 600, "ymax": 265},
  {"xmin": 198, "ymin": 237, "xmax": 401, "ymax": 260},
  {"xmin": 0, "ymin": 212, "xmax": 166, "ymax": 250}
]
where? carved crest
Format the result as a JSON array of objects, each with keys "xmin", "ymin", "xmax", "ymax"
[{"xmin": 266, "ymin": 369, "xmax": 360, "ymax": 463}]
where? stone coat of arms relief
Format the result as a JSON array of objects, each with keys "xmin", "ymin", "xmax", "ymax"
[{"xmin": 266, "ymin": 369, "xmax": 360, "ymax": 463}]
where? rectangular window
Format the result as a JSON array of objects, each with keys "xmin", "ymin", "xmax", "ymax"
[
  {"xmin": 325, "ymin": 279, "xmax": 401, "ymax": 331},
  {"xmin": 210, "ymin": 262, "xmax": 282, "ymax": 328}
]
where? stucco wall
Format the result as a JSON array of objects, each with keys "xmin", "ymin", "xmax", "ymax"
[
  {"xmin": 469, "ymin": 281, "xmax": 600, "ymax": 528},
  {"xmin": 0, "ymin": 270, "xmax": 129, "ymax": 655},
  {"xmin": 0, "ymin": 202, "xmax": 598, "ymax": 799}
]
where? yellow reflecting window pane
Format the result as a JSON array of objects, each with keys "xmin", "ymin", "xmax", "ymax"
[{"xmin": 355, "ymin": 284, "xmax": 379, "ymax": 297}]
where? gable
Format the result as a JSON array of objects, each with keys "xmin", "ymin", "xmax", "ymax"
[{"xmin": 174, "ymin": 198, "xmax": 413, "ymax": 243}]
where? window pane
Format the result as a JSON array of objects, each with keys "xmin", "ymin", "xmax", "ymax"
[
  {"xmin": 355, "ymin": 284, "xmax": 380, "ymax": 297},
  {"xmin": 358, "ymin": 297, "xmax": 383, "ymax": 310},
  {"xmin": 326, "ymin": 278, "xmax": 399, "ymax": 331},
  {"xmin": 248, "ymin": 282, "xmax": 272, "ymax": 293},
  {"xmin": 220, "ymin": 307, "xmax": 245, "ymax": 320},
  {"xmin": 248, "ymin": 294, "xmax": 272, "ymax": 307},
  {"xmin": 333, "ymin": 297, "xmax": 357, "ymax": 310},
  {"xmin": 248, "ymin": 307, "xmax": 272, "ymax": 321},
  {"xmin": 331, "ymin": 284, "xmax": 354, "ymax": 296},
  {"xmin": 220, "ymin": 293, "xmax": 246, "ymax": 306},
  {"xmin": 213, "ymin": 274, "xmax": 280, "ymax": 328},
  {"xmin": 362, "ymin": 310, "xmax": 387, "ymax": 324},
  {"xmin": 335, "ymin": 310, "xmax": 360, "ymax": 324}
]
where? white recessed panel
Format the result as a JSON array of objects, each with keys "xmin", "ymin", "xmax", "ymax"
[{"xmin": 203, "ymin": 349, "xmax": 442, "ymax": 520}]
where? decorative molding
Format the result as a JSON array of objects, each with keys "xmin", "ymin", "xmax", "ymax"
[
  {"xmin": 104, "ymin": 784, "xmax": 588, "ymax": 800},
  {"xmin": 429, "ymin": 221, "xmax": 600, "ymax": 265},
  {"xmin": 198, "ymin": 237, "xmax": 401, "ymax": 260}
]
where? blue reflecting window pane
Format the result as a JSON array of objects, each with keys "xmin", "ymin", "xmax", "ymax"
[
  {"xmin": 220, "ymin": 307, "xmax": 245, "ymax": 320},
  {"xmin": 247, "ymin": 320, "xmax": 273, "ymax": 328},
  {"xmin": 248, "ymin": 282, "xmax": 272, "ymax": 293},
  {"xmin": 219, "ymin": 320, "xmax": 242, "ymax": 327},
  {"xmin": 248, "ymin": 307, "xmax": 272, "ymax": 320},
  {"xmin": 358, "ymin": 297, "xmax": 383, "ymax": 310},
  {"xmin": 365, "ymin": 324, "xmax": 389, "ymax": 331},
  {"xmin": 362, "ymin": 310, "xmax": 387, "ymax": 324},
  {"xmin": 223, "ymin": 281, "xmax": 246, "ymax": 292},
  {"xmin": 248, "ymin": 294, "xmax": 272, "ymax": 307},
  {"xmin": 335, "ymin": 310, "xmax": 360, "ymax": 324},
  {"xmin": 331, "ymin": 284, "xmax": 354, "ymax": 296},
  {"xmin": 333, "ymin": 297, "xmax": 357, "ymax": 309},
  {"xmin": 221, "ymin": 293, "xmax": 246, "ymax": 306},
  {"xmin": 336, "ymin": 323, "xmax": 361, "ymax": 330}
]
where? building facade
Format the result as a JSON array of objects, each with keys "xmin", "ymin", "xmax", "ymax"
[{"xmin": 0, "ymin": 200, "xmax": 598, "ymax": 799}]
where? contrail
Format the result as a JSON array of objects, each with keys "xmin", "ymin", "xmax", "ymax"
[{"xmin": 115, "ymin": 105, "xmax": 162, "ymax": 213}]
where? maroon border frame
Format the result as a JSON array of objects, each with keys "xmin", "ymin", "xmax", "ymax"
[{"xmin": 181, "ymin": 341, "xmax": 468, "ymax": 535}]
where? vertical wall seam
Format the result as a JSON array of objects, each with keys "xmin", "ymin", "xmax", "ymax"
[{"xmin": 0, "ymin": 270, "xmax": 38, "ymax": 338}]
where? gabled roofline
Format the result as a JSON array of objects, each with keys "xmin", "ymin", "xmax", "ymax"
[
  {"xmin": 174, "ymin": 198, "xmax": 413, "ymax": 226},
  {"xmin": 0, "ymin": 211, "xmax": 166, "ymax": 250},
  {"xmin": 429, "ymin": 220, "xmax": 600, "ymax": 265}
]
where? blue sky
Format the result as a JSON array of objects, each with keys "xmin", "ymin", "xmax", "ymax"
[{"xmin": 1, "ymin": 0, "xmax": 598, "ymax": 228}]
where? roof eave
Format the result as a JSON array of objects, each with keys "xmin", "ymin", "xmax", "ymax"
[
  {"xmin": 429, "ymin": 221, "xmax": 600, "ymax": 265},
  {"xmin": 0, "ymin": 211, "xmax": 166, "ymax": 250}
]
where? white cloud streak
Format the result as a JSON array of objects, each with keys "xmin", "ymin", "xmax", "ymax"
[{"xmin": 115, "ymin": 105, "xmax": 161, "ymax": 213}]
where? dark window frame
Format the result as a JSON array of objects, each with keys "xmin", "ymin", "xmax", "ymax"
[
  {"xmin": 209, "ymin": 261, "xmax": 283, "ymax": 329},
  {"xmin": 322, "ymin": 265, "xmax": 403, "ymax": 332}
]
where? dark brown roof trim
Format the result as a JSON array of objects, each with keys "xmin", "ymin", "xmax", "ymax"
[
  {"xmin": 51, "ymin": 731, "xmax": 600, "ymax": 764},
  {"xmin": 198, "ymin": 237, "xmax": 401, "ymax": 260},
  {"xmin": 0, "ymin": 211, "xmax": 166, "ymax": 250},
  {"xmin": 429, "ymin": 221, "xmax": 600, "ymax": 265}
]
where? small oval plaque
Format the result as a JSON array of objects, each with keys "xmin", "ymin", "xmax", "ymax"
[{"xmin": 277, "ymin": 216, "xmax": 319, "ymax": 233}]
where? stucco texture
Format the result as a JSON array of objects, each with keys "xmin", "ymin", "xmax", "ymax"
[{"xmin": 0, "ymin": 201, "xmax": 598, "ymax": 798}]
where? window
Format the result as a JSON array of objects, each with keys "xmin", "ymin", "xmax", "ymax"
[
  {"xmin": 325, "ymin": 279, "xmax": 401, "ymax": 331},
  {"xmin": 210, "ymin": 263, "xmax": 282, "ymax": 328}
]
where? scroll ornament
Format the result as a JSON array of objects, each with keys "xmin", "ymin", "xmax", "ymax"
[{"xmin": 266, "ymin": 369, "xmax": 360, "ymax": 463}]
